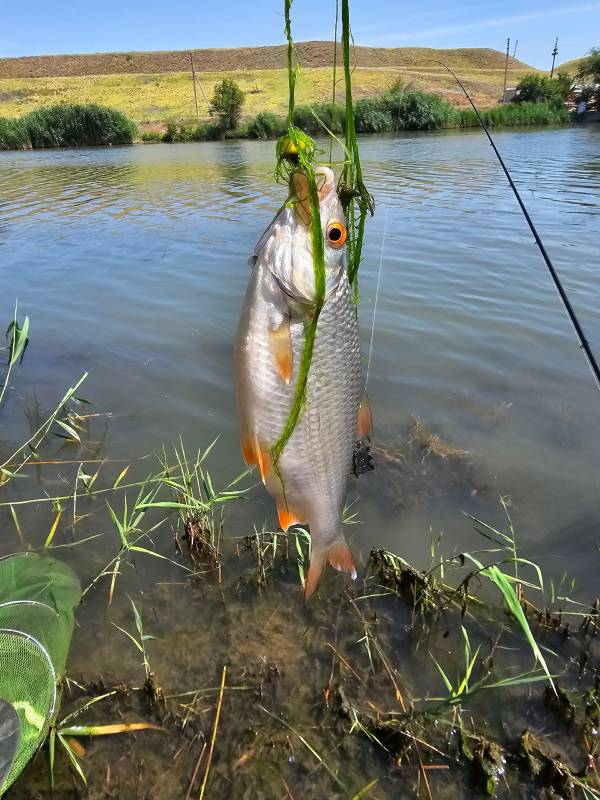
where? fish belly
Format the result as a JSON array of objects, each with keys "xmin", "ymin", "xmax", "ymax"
[{"xmin": 235, "ymin": 264, "xmax": 361, "ymax": 549}]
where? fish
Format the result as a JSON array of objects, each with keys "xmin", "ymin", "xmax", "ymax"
[{"xmin": 235, "ymin": 165, "xmax": 372, "ymax": 597}]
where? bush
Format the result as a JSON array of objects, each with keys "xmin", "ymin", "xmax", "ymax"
[
  {"xmin": 209, "ymin": 79, "xmax": 245, "ymax": 131},
  {"xmin": 513, "ymin": 73, "xmax": 572, "ymax": 109},
  {"xmin": 354, "ymin": 84, "xmax": 458, "ymax": 132},
  {"xmin": 384, "ymin": 88, "xmax": 459, "ymax": 130},
  {"xmin": 576, "ymin": 47, "xmax": 600, "ymax": 108},
  {"xmin": 576, "ymin": 47, "xmax": 600, "ymax": 84},
  {"xmin": 190, "ymin": 123, "xmax": 222, "ymax": 141},
  {"xmin": 292, "ymin": 102, "xmax": 345, "ymax": 134},
  {"xmin": 141, "ymin": 131, "xmax": 163, "ymax": 143},
  {"xmin": 162, "ymin": 121, "xmax": 178, "ymax": 143},
  {"xmin": 354, "ymin": 97, "xmax": 392, "ymax": 132},
  {"xmin": 0, "ymin": 103, "xmax": 138, "ymax": 150},
  {"xmin": 160, "ymin": 121, "xmax": 223, "ymax": 143},
  {"xmin": 247, "ymin": 112, "xmax": 287, "ymax": 139}
]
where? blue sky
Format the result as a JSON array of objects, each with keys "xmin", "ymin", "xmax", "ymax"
[{"xmin": 2, "ymin": 1, "xmax": 599, "ymax": 68}]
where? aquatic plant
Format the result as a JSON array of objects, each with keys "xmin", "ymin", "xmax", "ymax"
[
  {"xmin": 0, "ymin": 103, "xmax": 138, "ymax": 150},
  {"xmin": 160, "ymin": 120, "xmax": 223, "ymax": 142},
  {"xmin": 353, "ymin": 82, "xmax": 461, "ymax": 132},
  {"xmin": 140, "ymin": 130, "xmax": 163, "ymax": 142},
  {"xmin": 0, "ymin": 303, "xmax": 29, "ymax": 407},
  {"xmin": 0, "ymin": 117, "xmax": 30, "ymax": 150},
  {"xmin": 459, "ymin": 100, "xmax": 570, "ymax": 127}
]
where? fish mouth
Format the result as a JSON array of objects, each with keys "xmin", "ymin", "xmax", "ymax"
[{"xmin": 291, "ymin": 167, "xmax": 335, "ymax": 227}]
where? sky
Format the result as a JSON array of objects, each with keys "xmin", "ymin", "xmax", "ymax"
[{"xmin": 1, "ymin": 0, "xmax": 599, "ymax": 69}]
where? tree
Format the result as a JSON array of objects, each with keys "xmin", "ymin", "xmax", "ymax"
[
  {"xmin": 209, "ymin": 79, "xmax": 245, "ymax": 131},
  {"xmin": 513, "ymin": 72, "xmax": 572, "ymax": 108},
  {"xmin": 576, "ymin": 47, "xmax": 600, "ymax": 106},
  {"xmin": 576, "ymin": 47, "xmax": 600, "ymax": 84}
]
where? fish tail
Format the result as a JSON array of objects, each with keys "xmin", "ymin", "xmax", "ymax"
[{"xmin": 304, "ymin": 535, "xmax": 357, "ymax": 599}]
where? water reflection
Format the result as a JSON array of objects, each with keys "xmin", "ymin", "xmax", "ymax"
[{"xmin": 0, "ymin": 126, "xmax": 599, "ymax": 592}]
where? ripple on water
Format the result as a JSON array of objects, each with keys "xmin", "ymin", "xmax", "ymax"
[{"xmin": 1, "ymin": 126, "xmax": 599, "ymax": 584}]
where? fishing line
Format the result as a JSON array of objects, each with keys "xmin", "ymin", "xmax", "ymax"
[
  {"xmin": 365, "ymin": 204, "xmax": 388, "ymax": 390},
  {"xmin": 440, "ymin": 62, "xmax": 600, "ymax": 393}
]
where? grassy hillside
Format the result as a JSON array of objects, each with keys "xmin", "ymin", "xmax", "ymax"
[
  {"xmin": 557, "ymin": 57, "xmax": 585, "ymax": 75},
  {"xmin": 0, "ymin": 41, "xmax": 539, "ymax": 126}
]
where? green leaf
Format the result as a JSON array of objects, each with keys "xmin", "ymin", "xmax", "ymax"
[
  {"xmin": 57, "ymin": 732, "xmax": 87, "ymax": 786},
  {"xmin": 54, "ymin": 419, "xmax": 81, "ymax": 442},
  {"xmin": 112, "ymin": 623, "xmax": 143, "ymax": 652}
]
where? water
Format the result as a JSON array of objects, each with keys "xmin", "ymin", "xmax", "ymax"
[{"xmin": 1, "ymin": 127, "xmax": 600, "ymax": 798}]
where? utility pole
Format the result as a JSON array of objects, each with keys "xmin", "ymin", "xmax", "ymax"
[
  {"xmin": 550, "ymin": 37, "xmax": 559, "ymax": 78},
  {"xmin": 502, "ymin": 37, "xmax": 510, "ymax": 102},
  {"xmin": 190, "ymin": 53, "xmax": 199, "ymax": 116},
  {"xmin": 512, "ymin": 39, "xmax": 518, "ymax": 59}
]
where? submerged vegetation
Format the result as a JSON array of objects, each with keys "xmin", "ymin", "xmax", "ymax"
[{"xmin": 0, "ymin": 102, "xmax": 138, "ymax": 150}]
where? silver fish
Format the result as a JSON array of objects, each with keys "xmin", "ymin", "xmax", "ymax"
[{"xmin": 235, "ymin": 167, "xmax": 371, "ymax": 597}]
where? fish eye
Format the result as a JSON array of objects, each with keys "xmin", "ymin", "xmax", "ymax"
[{"xmin": 326, "ymin": 220, "xmax": 347, "ymax": 249}]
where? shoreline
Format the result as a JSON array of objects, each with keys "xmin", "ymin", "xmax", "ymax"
[{"xmin": 0, "ymin": 119, "xmax": 577, "ymax": 153}]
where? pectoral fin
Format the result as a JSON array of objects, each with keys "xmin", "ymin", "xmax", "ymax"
[
  {"xmin": 357, "ymin": 393, "xmax": 373, "ymax": 438},
  {"xmin": 241, "ymin": 430, "xmax": 257, "ymax": 467},
  {"xmin": 255, "ymin": 438, "xmax": 272, "ymax": 484},
  {"xmin": 240, "ymin": 431, "xmax": 272, "ymax": 484},
  {"xmin": 276, "ymin": 499, "xmax": 303, "ymax": 532},
  {"xmin": 269, "ymin": 318, "xmax": 293, "ymax": 384}
]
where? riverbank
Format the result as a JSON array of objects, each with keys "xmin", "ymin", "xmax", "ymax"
[{"xmin": 0, "ymin": 93, "xmax": 573, "ymax": 150}]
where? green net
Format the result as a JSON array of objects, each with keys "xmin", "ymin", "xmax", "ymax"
[{"xmin": 0, "ymin": 553, "xmax": 80, "ymax": 795}]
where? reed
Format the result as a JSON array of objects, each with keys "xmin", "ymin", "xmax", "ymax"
[
  {"xmin": 459, "ymin": 100, "xmax": 570, "ymax": 128},
  {"xmin": 0, "ymin": 102, "xmax": 138, "ymax": 150}
]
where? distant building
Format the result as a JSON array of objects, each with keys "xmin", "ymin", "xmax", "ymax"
[{"xmin": 501, "ymin": 87, "xmax": 518, "ymax": 103}]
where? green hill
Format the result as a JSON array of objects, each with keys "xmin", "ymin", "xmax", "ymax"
[{"xmin": 0, "ymin": 41, "xmax": 540, "ymax": 127}]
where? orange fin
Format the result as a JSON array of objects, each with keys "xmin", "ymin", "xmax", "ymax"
[
  {"xmin": 327, "ymin": 539, "xmax": 358, "ymax": 579},
  {"xmin": 269, "ymin": 319, "xmax": 293, "ymax": 384},
  {"xmin": 304, "ymin": 550, "xmax": 327, "ymax": 599},
  {"xmin": 241, "ymin": 433, "xmax": 272, "ymax": 483},
  {"xmin": 255, "ymin": 437, "xmax": 272, "ymax": 484},
  {"xmin": 357, "ymin": 394, "xmax": 373, "ymax": 438},
  {"xmin": 277, "ymin": 500, "xmax": 302, "ymax": 532},
  {"xmin": 241, "ymin": 430, "xmax": 257, "ymax": 467},
  {"xmin": 304, "ymin": 538, "xmax": 357, "ymax": 599}
]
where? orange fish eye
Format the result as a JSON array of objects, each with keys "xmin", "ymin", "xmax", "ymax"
[{"xmin": 326, "ymin": 220, "xmax": 347, "ymax": 249}]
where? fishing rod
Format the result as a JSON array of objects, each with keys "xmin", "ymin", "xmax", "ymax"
[{"xmin": 439, "ymin": 62, "xmax": 600, "ymax": 393}]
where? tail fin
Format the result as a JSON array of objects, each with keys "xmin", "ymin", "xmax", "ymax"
[{"xmin": 304, "ymin": 537, "xmax": 357, "ymax": 599}]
